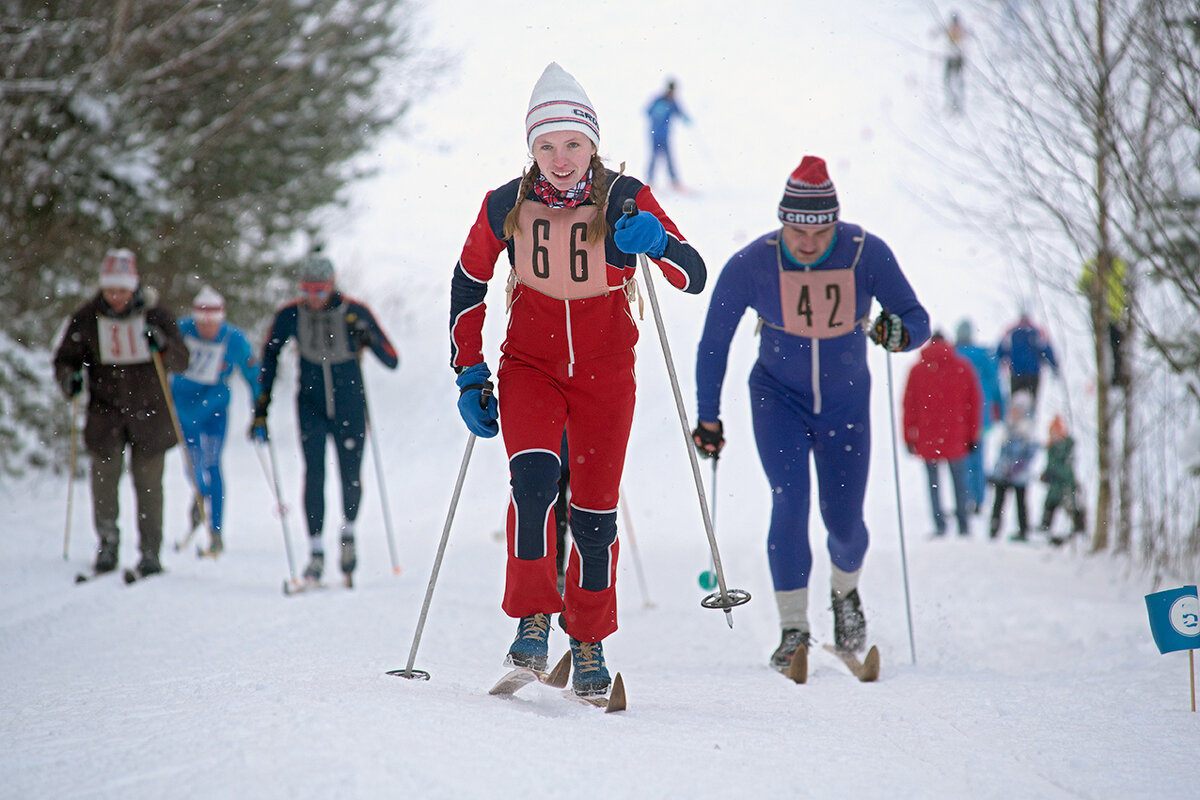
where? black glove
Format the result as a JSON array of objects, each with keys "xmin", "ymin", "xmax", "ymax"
[
  {"xmin": 691, "ymin": 421, "xmax": 725, "ymax": 459},
  {"xmin": 61, "ymin": 370, "xmax": 83, "ymax": 400},
  {"xmin": 968, "ymin": 440, "xmax": 979, "ymax": 453},
  {"xmin": 348, "ymin": 317, "xmax": 376, "ymax": 351},
  {"xmin": 868, "ymin": 311, "xmax": 910, "ymax": 352},
  {"xmin": 249, "ymin": 395, "xmax": 270, "ymax": 442},
  {"xmin": 145, "ymin": 324, "xmax": 168, "ymax": 353}
]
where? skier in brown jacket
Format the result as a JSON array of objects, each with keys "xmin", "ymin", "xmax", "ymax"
[{"xmin": 54, "ymin": 249, "xmax": 189, "ymax": 578}]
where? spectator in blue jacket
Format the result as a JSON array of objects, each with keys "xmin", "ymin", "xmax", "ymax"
[
  {"xmin": 251, "ymin": 254, "xmax": 399, "ymax": 586},
  {"xmin": 646, "ymin": 79, "xmax": 689, "ymax": 191},
  {"xmin": 171, "ymin": 286, "xmax": 259, "ymax": 555},
  {"xmin": 996, "ymin": 311, "xmax": 1058, "ymax": 409},
  {"xmin": 955, "ymin": 318, "xmax": 1006, "ymax": 513}
]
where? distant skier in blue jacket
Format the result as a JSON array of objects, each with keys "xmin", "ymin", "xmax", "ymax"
[
  {"xmin": 171, "ymin": 286, "xmax": 259, "ymax": 555},
  {"xmin": 692, "ymin": 156, "xmax": 930, "ymax": 676},
  {"xmin": 646, "ymin": 80, "xmax": 689, "ymax": 190},
  {"xmin": 996, "ymin": 311, "xmax": 1058, "ymax": 409},
  {"xmin": 251, "ymin": 255, "xmax": 399, "ymax": 585}
]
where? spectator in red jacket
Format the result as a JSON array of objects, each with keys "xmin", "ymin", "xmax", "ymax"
[{"xmin": 902, "ymin": 331, "xmax": 982, "ymax": 536}]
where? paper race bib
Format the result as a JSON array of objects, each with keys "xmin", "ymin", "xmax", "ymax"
[
  {"xmin": 97, "ymin": 316, "xmax": 152, "ymax": 365},
  {"xmin": 183, "ymin": 336, "xmax": 227, "ymax": 385},
  {"xmin": 512, "ymin": 203, "xmax": 612, "ymax": 300},
  {"xmin": 778, "ymin": 267, "xmax": 857, "ymax": 339}
]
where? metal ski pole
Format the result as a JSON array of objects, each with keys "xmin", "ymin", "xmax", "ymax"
[
  {"xmin": 388, "ymin": 382, "xmax": 492, "ymax": 680},
  {"xmin": 151, "ymin": 349, "xmax": 207, "ymax": 551},
  {"xmin": 258, "ymin": 436, "xmax": 300, "ymax": 588},
  {"xmin": 623, "ymin": 199, "xmax": 750, "ymax": 628},
  {"xmin": 363, "ymin": 380, "xmax": 402, "ymax": 576},
  {"xmin": 885, "ymin": 350, "xmax": 918, "ymax": 665},
  {"xmin": 62, "ymin": 394, "xmax": 80, "ymax": 561},
  {"xmin": 618, "ymin": 487, "xmax": 655, "ymax": 609}
]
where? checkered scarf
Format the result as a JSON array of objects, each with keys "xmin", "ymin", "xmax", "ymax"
[{"xmin": 532, "ymin": 168, "xmax": 593, "ymax": 208}]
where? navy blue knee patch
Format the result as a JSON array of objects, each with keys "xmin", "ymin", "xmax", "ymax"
[
  {"xmin": 570, "ymin": 506, "xmax": 617, "ymax": 591},
  {"xmin": 509, "ymin": 451, "xmax": 561, "ymax": 560}
]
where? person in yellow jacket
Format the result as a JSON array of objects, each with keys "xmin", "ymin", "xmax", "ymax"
[{"xmin": 1079, "ymin": 252, "xmax": 1128, "ymax": 386}]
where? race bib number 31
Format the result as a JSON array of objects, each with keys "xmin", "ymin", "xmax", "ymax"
[{"xmin": 97, "ymin": 316, "xmax": 152, "ymax": 365}]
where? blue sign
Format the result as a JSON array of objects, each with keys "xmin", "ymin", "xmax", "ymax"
[{"xmin": 1145, "ymin": 585, "xmax": 1200, "ymax": 654}]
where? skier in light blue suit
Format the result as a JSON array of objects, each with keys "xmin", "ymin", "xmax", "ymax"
[
  {"xmin": 171, "ymin": 286, "xmax": 259, "ymax": 555},
  {"xmin": 692, "ymin": 157, "xmax": 929, "ymax": 675},
  {"xmin": 954, "ymin": 318, "xmax": 1006, "ymax": 514}
]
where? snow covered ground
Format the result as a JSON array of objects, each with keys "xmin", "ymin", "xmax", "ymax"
[{"xmin": 2, "ymin": 2, "xmax": 1194, "ymax": 798}]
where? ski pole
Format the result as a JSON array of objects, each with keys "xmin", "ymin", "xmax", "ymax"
[
  {"xmin": 623, "ymin": 199, "xmax": 750, "ymax": 628},
  {"xmin": 697, "ymin": 455, "xmax": 719, "ymax": 591},
  {"xmin": 618, "ymin": 487, "xmax": 655, "ymax": 609},
  {"xmin": 389, "ymin": 382, "xmax": 492, "ymax": 681},
  {"xmin": 885, "ymin": 350, "xmax": 918, "ymax": 665},
  {"xmin": 362, "ymin": 376, "xmax": 402, "ymax": 576},
  {"xmin": 151, "ymin": 349, "xmax": 207, "ymax": 550},
  {"xmin": 260, "ymin": 436, "xmax": 301, "ymax": 587},
  {"xmin": 62, "ymin": 393, "xmax": 80, "ymax": 561}
]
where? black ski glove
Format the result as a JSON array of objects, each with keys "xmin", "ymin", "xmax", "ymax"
[
  {"xmin": 691, "ymin": 421, "xmax": 725, "ymax": 459},
  {"xmin": 61, "ymin": 370, "xmax": 83, "ymax": 400},
  {"xmin": 249, "ymin": 395, "xmax": 270, "ymax": 442},
  {"xmin": 145, "ymin": 324, "xmax": 169, "ymax": 353},
  {"xmin": 868, "ymin": 311, "xmax": 909, "ymax": 352},
  {"xmin": 348, "ymin": 316, "xmax": 376, "ymax": 352}
]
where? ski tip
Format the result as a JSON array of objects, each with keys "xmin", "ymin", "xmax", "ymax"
[
  {"xmin": 392, "ymin": 565, "xmax": 403, "ymax": 576},
  {"xmin": 122, "ymin": 569, "xmax": 137, "ymax": 585},
  {"xmin": 74, "ymin": 572, "xmax": 88, "ymax": 584},
  {"xmin": 545, "ymin": 650, "xmax": 572, "ymax": 688},
  {"xmin": 786, "ymin": 646, "xmax": 809, "ymax": 684},
  {"xmin": 605, "ymin": 673, "xmax": 627, "ymax": 713}
]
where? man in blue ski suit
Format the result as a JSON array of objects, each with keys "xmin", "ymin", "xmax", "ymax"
[
  {"xmin": 171, "ymin": 286, "xmax": 259, "ymax": 555},
  {"xmin": 692, "ymin": 156, "xmax": 929, "ymax": 675},
  {"xmin": 251, "ymin": 255, "xmax": 399, "ymax": 585}
]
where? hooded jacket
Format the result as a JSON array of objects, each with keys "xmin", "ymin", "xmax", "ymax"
[{"xmin": 902, "ymin": 337, "xmax": 982, "ymax": 461}]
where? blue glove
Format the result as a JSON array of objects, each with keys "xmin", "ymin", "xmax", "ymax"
[
  {"xmin": 614, "ymin": 211, "xmax": 668, "ymax": 258},
  {"xmin": 456, "ymin": 363, "xmax": 498, "ymax": 438}
]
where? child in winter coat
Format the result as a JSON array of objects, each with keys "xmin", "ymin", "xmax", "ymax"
[
  {"xmin": 989, "ymin": 396, "xmax": 1039, "ymax": 540},
  {"xmin": 1039, "ymin": 415, "xmax": 1085, "ymax": 538}
]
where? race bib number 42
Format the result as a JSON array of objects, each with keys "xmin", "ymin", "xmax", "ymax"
[{"xmin": 97, "ymin": 316, "xmax": 152, "ymax": 365}]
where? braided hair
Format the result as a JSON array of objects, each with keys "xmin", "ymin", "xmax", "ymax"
[{"xmin": 503, "ymin": 153, "xmax": 612, "ymax": 245}]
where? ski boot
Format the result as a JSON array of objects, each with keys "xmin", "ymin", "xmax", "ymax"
[
  {"xmin": 94, "ymin": 535, "xmax": 119, "ymax": 575},
  {"xmin": 189, "ymin": 496, "xmax": 204, "ymax": 532},
  {"xmin": 207, "ymin": 531, "xmax": 224, "ymax": 556},
  {"xmin": 339, "ymin": 521, "xmax": 356, "ymax": 576},
  {"xmin": 569, "ymin": 637, "xmax": 611, "ymax": 697},
  {"xmin": 135, "ymin": 552, "xmax": 163, "ymax": 578},
  {"xmin": 303, "ymin": 552, "xmax": 325, "ymax": 585},
  {"xmin": 770, "ymin": 628, "xmax": 812, "ymax": 673},
  {"xmin": 506, "ymin": 613, "xmax": 551, "ymax": 671},
  {"xmin": 831, "ymin": 589, "xmax": 867, "ymax": 653}
]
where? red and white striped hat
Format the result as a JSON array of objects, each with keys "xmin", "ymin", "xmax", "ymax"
[
  {"xmin": 192, "ymin": 285, "xmax": 226, "ymax": 324},
  {"xmin": 99, "ymin": 248, "xmax": 139, "ymax": 291}
]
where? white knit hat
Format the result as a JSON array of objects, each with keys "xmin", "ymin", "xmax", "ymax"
[
  {"xmin": 99, "ymin": 248, "xmax": 139, "ymax": 291},
  {"xmin": 524, "ymin": 63, "xmax": 599, "ymax": 152},
  {"xmin": 193, "ymin": 285, "xmax": 226, "ymax": 323}
]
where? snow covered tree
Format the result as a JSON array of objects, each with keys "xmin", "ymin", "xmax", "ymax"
[{"xmin": 0, "ymin": 0, "xmax": 434, "ymax": 473}]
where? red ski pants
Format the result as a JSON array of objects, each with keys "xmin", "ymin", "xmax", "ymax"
[{"xmin": 497, "ymin": 348, "xmax": 636, "ymax": 643}]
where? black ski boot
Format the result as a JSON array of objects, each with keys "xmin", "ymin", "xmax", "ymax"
[
  {"xmin": 135, "ymin": 552, "xmax": 163, "ymax": 578},
  {"xmin": 770, "ymin": 628, "xmax": 812, "ymax": 673},
  {"xmin": 94, "ymin": 536, "xmax": 119, "ymax": 574},
  {"xmin": 831, "ymin": 589, "xmax": 867, "ymax": 653}
]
